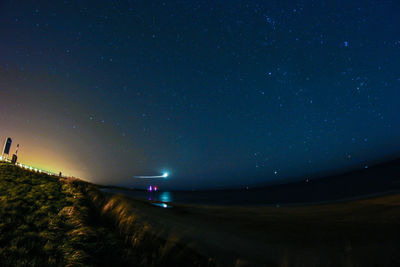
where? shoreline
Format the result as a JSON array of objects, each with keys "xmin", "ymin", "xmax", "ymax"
[
  {"xmin": 103, "ymin": 190, "xmax": 400, "ymax": 266},
  {"xmin": 101, "ymin": 186, "xmax": 400, "ymax": 208}
]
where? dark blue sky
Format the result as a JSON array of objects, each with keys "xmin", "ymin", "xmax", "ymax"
[{"xmin": 1, "ymin": 0, "xmax": 399, "ymax": 189}]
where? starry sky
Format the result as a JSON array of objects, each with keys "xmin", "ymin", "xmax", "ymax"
[{"xmin": 1, "ymin": 0, "xmax": 400, "ymax": 190}]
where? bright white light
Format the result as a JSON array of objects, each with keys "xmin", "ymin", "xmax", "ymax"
[{"xmin": 134, "ymin": 172, "xmax": 170, "ymax": 179}]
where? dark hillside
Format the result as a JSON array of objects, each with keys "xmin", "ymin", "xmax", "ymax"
[
  {"xmin": 0, "ymin": 163, "xmax": 213, "ymax": 267},
  {"xmin": 0, "ymin": 163, "xmax": 136, "ymax": 266}
]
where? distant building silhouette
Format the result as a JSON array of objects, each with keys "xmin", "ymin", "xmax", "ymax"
[
  {"xmin": 2, "ymin": 138, "xmax": 12, "ymax": 160},
  {"xmin": 11, "ymin": 154, "xmax": 18, "ymax": 164},
  {"xmin": 11, "ymin": 144, "xmax": 19, "ymax": 164}
]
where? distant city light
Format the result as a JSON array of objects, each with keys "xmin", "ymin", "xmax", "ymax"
[{"xmin": 0, "ymin": 158, "xmax": 59, "ymax": 176}]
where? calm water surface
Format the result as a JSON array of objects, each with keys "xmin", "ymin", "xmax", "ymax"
[
  {"xmin": 100, "ymin": 178, "xmax": 400, "ymax": 206},
  {"xmin": 100, "ymin": 163, "xmax": 400, "ymax": 206}
]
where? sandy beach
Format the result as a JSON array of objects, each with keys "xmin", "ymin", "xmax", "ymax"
[{"xmin": 113, "ymin": 193, "xmax": 400, "ymax": 266}]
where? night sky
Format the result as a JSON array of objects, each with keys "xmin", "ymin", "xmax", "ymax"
[{"xmin": 1, "ymin": 1, "xmax": 400, "ymax": 190}]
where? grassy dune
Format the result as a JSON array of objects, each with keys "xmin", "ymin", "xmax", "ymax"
[
  {"xmin": 0, "ymin": 163, "xmax": 137, "ymax": 266},
  {"xmin": 0, "ymin": 163, "xmax": 213, "ymax": 267},
  {"xmin": 85, "ymin": 188, "xmax": 214, "ymax": 266}
]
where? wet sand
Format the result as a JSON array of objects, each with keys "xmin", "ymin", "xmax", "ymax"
[{"xmin": 117, "ymin": 193, "xmax": 400, "ymax": 266}]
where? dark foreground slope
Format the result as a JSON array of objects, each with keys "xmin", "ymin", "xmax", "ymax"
[
  {"xmin": 0, "ymin": 163, "xmax": 136, "ymax": 266},
  {"xmin": 0, "ymin": 163, "xmax": 213, "ymax": 267}
]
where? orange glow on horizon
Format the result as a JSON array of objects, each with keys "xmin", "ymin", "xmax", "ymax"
[{"xmin": 0, "ymin": 132, "xmax": 89, "ymax": 181}]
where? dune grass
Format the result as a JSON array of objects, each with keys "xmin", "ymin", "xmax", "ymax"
[
  {"xmin": 84, "ymin": 185, "xmax": 215, "ymax": 267},
  {"xmin": 0, "ymin": 163, "xmax": 213, "ymax": 266},
  {"xmin": 0, "ymin": 163, "xmax": 137, "ymax": 266}
]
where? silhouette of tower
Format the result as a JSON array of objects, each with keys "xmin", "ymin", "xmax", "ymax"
[
  {"xmin": 11, "ymin": 144, "xmax": 19, "ymax": 164},
  {"xmin": 1, "ymin": 138, "xmax": 12, "ymax": 161}
]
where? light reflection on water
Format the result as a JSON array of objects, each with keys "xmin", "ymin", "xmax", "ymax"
[
  {"xmin": 147, "ymin": 191, "xmax": 173, "ymax": 208},
  {"xmin": 146, "ymin": 191, "xmax": 172, "ymax": 203},
  {"xmin": 160, "ymin": 191, "xmax": 172, "ymax": 203},
  {"xmin": 152, "ymin": 202, "xmax": 172, "ymax": 208}
]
